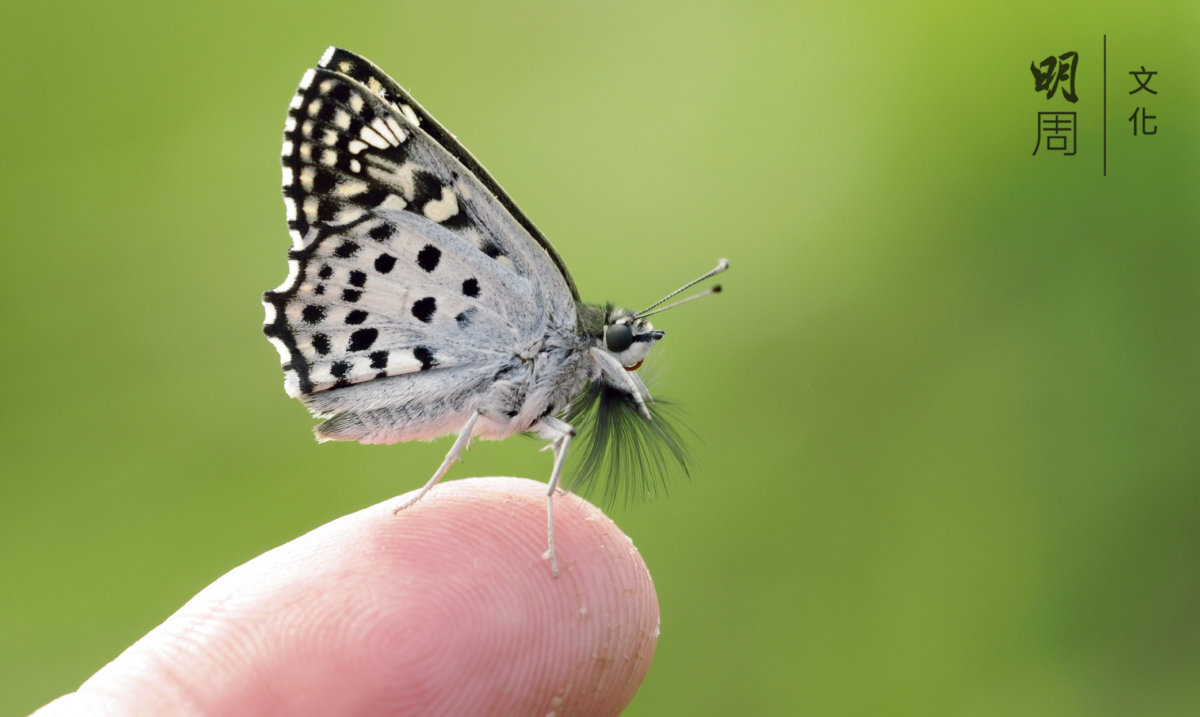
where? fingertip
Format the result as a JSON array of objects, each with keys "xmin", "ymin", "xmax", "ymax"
[
  {"xmin": 53, "ymin": 477, "xmax": 659, "ymax": 717},
  {"xmin": 358, "ymin": 477, "xmax": 660, "ymax": 714}
]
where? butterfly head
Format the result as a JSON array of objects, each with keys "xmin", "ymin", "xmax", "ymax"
[
  {"xmin": 586, "ymin": 258, "xmax": 729, "ymax": 372},
  {"xmin": 602, "ymin": 311, "xmax": 663, "ymax": 371}
]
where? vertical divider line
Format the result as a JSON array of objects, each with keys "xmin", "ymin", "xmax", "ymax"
[{"xmin": 1103, "ymin": 34, "xmax": 1108, "ymax": 176}]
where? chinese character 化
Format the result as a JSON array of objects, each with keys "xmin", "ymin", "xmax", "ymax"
[{"xmin": 1129, "ymin": 108, "xmax": 1157, "ymax": 135}]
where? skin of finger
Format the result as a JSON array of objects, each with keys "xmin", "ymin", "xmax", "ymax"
[{"xmin": 33, "ymin": 477, "xmax": 660, "ymax": 716}]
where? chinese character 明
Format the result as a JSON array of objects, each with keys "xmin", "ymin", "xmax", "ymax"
[
  {"xmin": 1033, "ymin": 112, "xmax": 1077, "ymax": 156},
  {"xmin": 1031, "ymin": 51, "xmax": 1079, "ymax": 103},
  {"xmin": 1129, "ymin": 65, "xmax": 1158, "ymax": 95},
  {"xmin": 1129, "ymin": 107, "xmax": 1157, "ymax": 136}
]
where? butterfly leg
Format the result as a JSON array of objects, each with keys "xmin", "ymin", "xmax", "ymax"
[
  {"xmin": 392, "ymin": 410, "xmax": 480, "ymax": 515},
  {"xmin": 533, "ymin": 416, "xmax": 575, "ymax": 578}
]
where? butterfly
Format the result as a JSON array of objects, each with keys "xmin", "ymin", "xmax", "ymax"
[{"xmin": 263, "ymin": 48, "xmax": 727, "ymax": 576}]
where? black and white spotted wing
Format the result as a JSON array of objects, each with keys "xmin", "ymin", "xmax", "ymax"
[{"xmin": 263, "ymin": 48, "xmax": 578, "ymax": 404}]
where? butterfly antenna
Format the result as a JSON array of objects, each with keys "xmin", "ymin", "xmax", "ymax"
[{"xmin": 635, "ymin": 258, "xmax": 729, "ymax": 319}]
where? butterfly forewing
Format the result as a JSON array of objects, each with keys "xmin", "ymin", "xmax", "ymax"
[
  {"xmin": 264, "ymin": 49, "xmax": 577, "ymax": 400},
  {"xmin": 314, "ymin": 47, "xmax": 579, "ymax": 302}
]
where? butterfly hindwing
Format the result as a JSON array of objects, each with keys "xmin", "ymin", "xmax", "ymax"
[{"xmin": 264, "ymin": 209, "xmax": 522, "ymax": 397}]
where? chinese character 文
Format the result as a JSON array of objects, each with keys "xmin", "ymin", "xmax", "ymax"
[
  {"xmin": 1129, "ymin": 65, "xmax": 1157, "ymax": 95},
  {"xmin": 1033, "ymin": 112, "xmax": 1077, "ymax": 156},
  {"xmin": 1031, "ymin": 51, "xmax": 1079, "ymax": 103}
]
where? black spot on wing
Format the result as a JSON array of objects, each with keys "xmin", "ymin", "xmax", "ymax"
[
  {"xmin": 349, "ymin": 328, "xmax": 378, "ymax": 351},
  {"xmin": 301, "ymin": 305, "xmax": 326, "ymax": 324},
  {"xmin": 329, "ymin": 81, "xmax": 352, "ymax": 104},
  {"xmin": 331, "ymin": 360, "xmax": 351, "ymax": 387},
  {"xmin": 413, "ymin": 346, "xmax": 437, "ymax": 371},
  {"xmin": 316, "ymin": 199, "xmax": 339, "ymax": 223},
  {"xmin": 375, "ymin": 253, "xmax": 396, "ymax": 273},
  {"xmin": 369, "ymin": 223, "xmax": 395, "ymax": 242},
  {"xmin": 312, "ymin": 333, "xmax": 331, "ymax": 355},
  {"xmin": 417, "ymin": 245, "xmax": 441, "ymax": 272},
  {"xmin": 312, "ymin": 169, "xmax": 336, "ymax": 194},
  {"xmin": 411, "ymin": 297, "xmax": 436, "ymax": 323}
]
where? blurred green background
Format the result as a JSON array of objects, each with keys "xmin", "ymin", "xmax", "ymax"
[{"xmin": 3, "ymin": 1, "xmax": 1198, "ymax": 714}]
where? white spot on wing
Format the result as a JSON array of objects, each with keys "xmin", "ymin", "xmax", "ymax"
[
  {"xmin": 321, "ymin": 149, "xmax": 338, "ymax": 166},
  {"xmin": 319, "ymin": 47, "xmax": 337, "ymax": 67},
  {"xmin": 336, "ymin": 180, "xmax": 369, "ymax": 198},
  {"xmin": 359, "ymin": 125, "xmax": 389, "ymax": 150},
  {"xmin": 350, "ymin": 93, "xmax": 364, "ymax": 113},
  {"xmin": 380, "ymin": 194, "xmax": 408, "ymax": 211},
  {"xmin": 299, "ymin": 166, "xmax": 315, "ymax": 190},
  {"xmin": 384, "ymin": 116, "xmax": 407, "ymax": 143},
  {"xmin": 371, "ymin": 117, "xmax": 398, "ymax": 145},
  {"xmin": 334, "ymin": 109, "xmax": 352, "ymax": 131},
  {"xmin": 400, "ymin": 104, "xmax": 420, "ymax": 126},
  {"xmin": 334, "ymin": 206, "xmax": 366, "ymax": 223},
  {"xmin": 284, "ymin": 197, "xmax": 298, "ymax": 221},
  {"xmin": 281, "ymin": 166, "xmax": 294, "ymax": 187},
  {"xmin": 347, "ymin": 139, "xmax": 368, "ymax": 154},
  {"xmin": 423, "ymin": 186, "xmax": 460, "ymax": 223}
]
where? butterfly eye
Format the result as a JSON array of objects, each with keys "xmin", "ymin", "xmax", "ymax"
[{"xmin": 605, "ymin": 323, "xmax": 634, "ymax": 352}]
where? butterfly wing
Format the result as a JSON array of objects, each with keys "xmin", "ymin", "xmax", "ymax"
[
  {"xmin": 314, "ymin": 48, "xmax": 579, "ymax": 302},
  {"xmin": 263, "ymin": 48, "xmax": 580, "ymax": 441}
]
